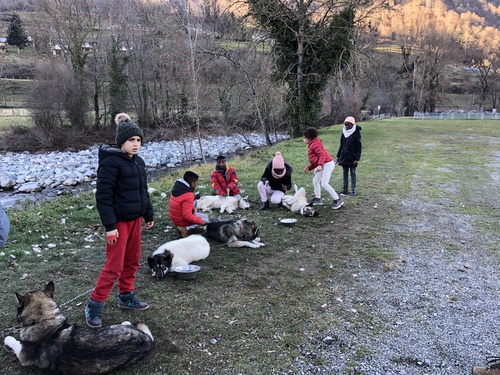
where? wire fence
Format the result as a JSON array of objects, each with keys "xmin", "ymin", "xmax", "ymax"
[{"xmin": 414, "ymin": 112, "xmax": 500, "ymax": 120}]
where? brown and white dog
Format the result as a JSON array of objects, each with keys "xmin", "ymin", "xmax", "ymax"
[
  {"xmin": 206, "ymin": 219, "xmax": 265, "ymax": 248},
  {"xmin": 281, "ymin": 185, "xmax": 318, "ymax": 217},
  {"xmin": 197, "ymin": 195, "xmax": 251, "ymax": 214}
]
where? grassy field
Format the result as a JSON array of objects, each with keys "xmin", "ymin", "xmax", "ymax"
[{"xmin": 1, "ymin": 118, "xmax": 499, "ymax": 374}]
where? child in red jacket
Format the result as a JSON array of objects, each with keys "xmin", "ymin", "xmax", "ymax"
[
  {"xmin": 303, "ymin": 127, "xmax": 343, "ymax": 210},
  {"xmin": 169, "ymin": 171, "xmax": 208, "ymax": 237},
  {"xmin": 210, "ymin": 155, "xmax": 241, "ymax": 198}
]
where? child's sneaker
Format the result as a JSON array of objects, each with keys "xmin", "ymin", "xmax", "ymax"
[
  {"xmin": 332, "ymin": 199, "xmax": 344, "ymax": 210},
  {"xmin": 118, "ymin": 292, "xmax": 149, "ymax": 310},
  {"xmin": 85, "ymin": 298, "xmax": 104, "ymax": 328},
  {"xmin": 311, "ymin": 197, "xmax": 323, "ymax": 206}
]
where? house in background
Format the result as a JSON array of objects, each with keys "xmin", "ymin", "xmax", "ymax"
[{"xmin": 0, "ymin": 37, "xmax": 7, "ymax": 53}]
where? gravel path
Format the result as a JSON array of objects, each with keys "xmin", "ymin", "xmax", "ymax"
[{"xmin": 292, "ymin": 193, "xmax": 499, "ymax": 374}]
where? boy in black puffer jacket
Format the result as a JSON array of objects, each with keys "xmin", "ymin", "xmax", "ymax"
[{"xmin": 85, "ymin": 113, "xmax": 154, "ymax": 328}]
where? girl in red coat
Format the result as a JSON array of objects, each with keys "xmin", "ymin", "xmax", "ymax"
[{"xmin": 303, "ymin": 127, "xmax": 344, "ymax": 210}]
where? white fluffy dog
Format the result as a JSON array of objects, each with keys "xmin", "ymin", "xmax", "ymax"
[
  {"xmin": 281, "ymin": 185, "xmax": 317, "ymax": 217},
  {"xmin": 147, "ymin": 235, "xmax": 210, "ymax": 280},
  {"xmin": 197, "ymin": 195, "xmax": 251, "ymax": 214}
]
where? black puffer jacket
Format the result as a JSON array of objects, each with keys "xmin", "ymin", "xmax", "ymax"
[
  {"xmin": 96, "ymin": 144, "xmax": 154, "ymax": 231},
  {"xmin": 336, "ymin": 125, "xmax": 362, "ymax": 166},
  {"xmin": 260, "ymin": 161, "xmax": 293, "ymax": 192}
]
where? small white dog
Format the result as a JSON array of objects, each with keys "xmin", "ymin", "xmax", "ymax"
[
  {"xmin": 281, "ymin": 185, "xmax": 317, "ymax": 217},
  {"xmin": 197, "ymin": 195, "xmax": 251, "ymax": 214},
  {"xmin": 147, "ymin": 235, "xmax": 210, "ymax": 280}
]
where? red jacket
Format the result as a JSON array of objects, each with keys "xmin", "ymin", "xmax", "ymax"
[
  {"xmin": 210, "ymin": 165, "xmax": 240, "ymax": 196},
  {"xmin": 306, "ymin": 137, "xmax": 333, "ymax": 171},
  {"xmin": 168, "ymin": 180, "xmax": 203, "ymax": 227}
]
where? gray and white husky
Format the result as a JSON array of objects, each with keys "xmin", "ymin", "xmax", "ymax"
[
  {"xmin": 206, "ymin": 219, "xmax": 265, "ymax": 248},
  {"xmin": 4, "ymin": 281, "xmax": 154, "ymax": 375}
]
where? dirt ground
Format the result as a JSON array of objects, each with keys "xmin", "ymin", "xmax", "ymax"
[{"xmin": 291, "ymin": 186, "xmax": 500, "ymax": 374}]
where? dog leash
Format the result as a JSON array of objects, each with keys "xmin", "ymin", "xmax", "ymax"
[{"xmin": 1, "ymin": 260, "xmax": 150, "ymax": 336}]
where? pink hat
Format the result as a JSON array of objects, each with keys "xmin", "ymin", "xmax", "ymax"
[
  {"xmin": 272, "ymin": 151, "xmax": 285, "ymax": 169},
  {"xmin": 344, "ymin": 116, "xmax": 356, "ymax": 125}
]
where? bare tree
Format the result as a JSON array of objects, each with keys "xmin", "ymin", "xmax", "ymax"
[{"xmin": 36, "ymin": 0, "xmax": 103, "ymax": 128}]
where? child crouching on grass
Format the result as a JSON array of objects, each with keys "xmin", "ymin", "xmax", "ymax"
[{"xmin": 85, "ymin": 113, "xmax": 154, "ymax": 328}]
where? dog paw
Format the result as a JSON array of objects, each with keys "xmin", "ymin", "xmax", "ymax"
[
  {"xmin": 4, "ymin": 336, "xmax": 22, "ymax": 356},
  {"xmin": 121, "ymin": 321, "xmax": 132, "ymax": 326}
]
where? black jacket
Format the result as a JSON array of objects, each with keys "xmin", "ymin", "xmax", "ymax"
[
  {"xmin": 336, "ymin": 125, "xmax": 362, "ymax": 166},
  {"xmin": 260, "ymin": 161, "xmax": 293, "ymax": 192},
  {"xmin": 96, "ymin": 144, "xmax": 154, "ymax": 231}
]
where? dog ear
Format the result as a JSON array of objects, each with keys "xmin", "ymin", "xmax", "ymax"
[
  {"xmin": 44, "ymin": 281, "xmax": 55, "ymax": 298},
  {"xmin": 147, "ymin": 256, "xmax": 155, "ymax": 269},
  {"xmin": 164, "ymin": 252, "xmax": 173, "ymax": 266},
  {"xmin": 15, "ymin": 292, "xmax": 27, "ymax": 307}
]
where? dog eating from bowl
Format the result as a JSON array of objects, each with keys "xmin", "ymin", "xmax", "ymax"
[{"xmin": 147, "ymin": 235, "xmax": 210, "ymax": 280}]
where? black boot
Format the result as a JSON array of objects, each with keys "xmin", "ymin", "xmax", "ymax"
[
  {"xmin": 259, "ymin": 200, "xmax": 270, "ymax": 210},
  {"xmin": 339, "ymin": 185, "xmax": 348, "ymax": 195}
]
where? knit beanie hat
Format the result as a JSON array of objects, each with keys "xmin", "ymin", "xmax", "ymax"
[
  {"xmin": 115, "ymin": 113, "xmax": 144, "ymax": 146},
  {"xmin": 344, "ymin": 116, "xmax": 356, "ymax": 126},
  {"xmin": 272, "ymin": 151, "xmax": 286, "ymax": 179}
]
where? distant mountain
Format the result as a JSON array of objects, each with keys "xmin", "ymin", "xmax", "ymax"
[{"xmin": 394, "ymin": 0, "xmax": 500, "ymax": 27}]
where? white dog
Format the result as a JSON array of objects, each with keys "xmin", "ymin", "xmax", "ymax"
[
  {"xmin": 147, "ymin": 235, "xmax": 210, "ymax": 280},
  {"xmin": 281, "ymin": 185, "xmax": 317, "ymax": 217},
  {"xmin": 197, "ymin": 195, "xmax": 251, "ymax": 214}
]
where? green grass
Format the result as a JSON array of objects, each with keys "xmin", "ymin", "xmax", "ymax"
[{"xmin": 1, "ymin": 118, "xmax": 499, "ymax": 374}]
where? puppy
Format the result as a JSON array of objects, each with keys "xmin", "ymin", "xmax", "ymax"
[
  {"xmin": 197, "ymin": 195, "xmax": 251, "ymax": 214},
  {"xmin": 206, "ymin": 219, "xmax": 265, "ymax": 248},
  {"xmin": 281, "ymin": 185, "xmax": 318, "ymax": 217},
  {"xmin": 148, "ymin": 235, "xmax": 210, "ymax": 280}
]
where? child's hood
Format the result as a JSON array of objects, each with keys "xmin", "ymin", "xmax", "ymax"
[
  {"xmin": 98, "ymin": 144, "xmax": 130, "ymax": 162},
  {"xmin": 171, "ymin": 179, "xmax": 194, "ymax": 197}
]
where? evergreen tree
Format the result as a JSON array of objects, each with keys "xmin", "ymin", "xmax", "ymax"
[
  {"xmin": 247, "ymin": 0, "xmax": 355, "ymax": 136},
  {"xmin": 108, "ymin": 39, "xmax": 130, "ymax": 121},
  {"xmin": 7, "ymin": 14, "xmax": 30, "ymax": 50}
]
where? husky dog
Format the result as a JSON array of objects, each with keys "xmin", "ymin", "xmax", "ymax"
[
  {"xmin": 197, "ymin": 195, "xmax": 251, "ymax": 214},
  {"xmin": 281, "ymin": 185, "xmax": 318, "ymax": 217},
  {"xmin": 4, "ymin": 281, "xmax": 154, "ymax": 375},
  {"xmin": 147, "ymin": 234, "xmax": 210, "ymax": 280},
  {"xmin": 206, "ymin": 219, "xmax": 265, "ymax": 248}
]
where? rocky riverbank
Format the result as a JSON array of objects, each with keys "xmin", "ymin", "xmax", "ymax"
[{"xmin": 0, "ymin": 132, "xmax": 288, "ymax": 208}]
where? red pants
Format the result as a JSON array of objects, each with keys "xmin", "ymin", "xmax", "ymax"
[{"xmin": 91, "ymin": 218, "xmax": 142, "ymax": 302}]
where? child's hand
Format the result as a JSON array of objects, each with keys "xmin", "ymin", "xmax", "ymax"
[
  {"xmin": 106, "ymin": 230, "xmax": 118, "ymax": 245},
  {"xmin": 303, "ymin": 167, "xmax": 309, "ymax": 173},
  {"xmin": 144, "ymin": 221, "xmax": 154, "ymax": 229}
]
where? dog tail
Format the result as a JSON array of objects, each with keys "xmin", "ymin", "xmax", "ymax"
[{"xmin": 136, "ymin": 323, "xmax": 154, "ymax": 341}]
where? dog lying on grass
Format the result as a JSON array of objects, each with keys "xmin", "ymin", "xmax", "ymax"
[
  {"xmin": 4, "ymin": 281, "xmax": 154, "ymax": 375},
  {"xmin": 197, "ymin": 195, "xmax": 251, "ymax": 214},
  {"xmin": 148, "ymin": 235, "xmax": 210, "ymax": 280},
  {"xmin": 281, "ymin": 185, "xmax": 318, "ymax": 217},
  {"xmin": 206, "ymin": 219, "xmax": 265, "ymax": 248}
]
